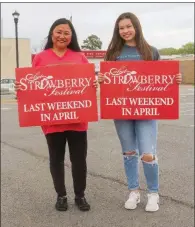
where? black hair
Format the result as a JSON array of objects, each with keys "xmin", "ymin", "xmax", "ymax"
[{"xmin": 44, "ymin": 18, "xmax": 81, "ymax": 52}]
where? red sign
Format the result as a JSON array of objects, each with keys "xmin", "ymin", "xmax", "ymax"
[
  {"xmin": 16, "ymin": 64, "xmax": 98, "ymax": 127},
  {"xmin": 100, "ymin": 61, "xmax": 179, "ymax": 120},
  {"xmin": 82, "ymin": 51, "xmax": 106, "ymax": 58}
]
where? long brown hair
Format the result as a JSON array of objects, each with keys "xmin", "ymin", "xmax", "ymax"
[{"xmin": 105, "ymin": 12, "xmax": 153, "ymax": 61}]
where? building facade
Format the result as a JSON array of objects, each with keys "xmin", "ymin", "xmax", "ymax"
[
  {"xmin": 1, "ymin": 38, "xmax": 31, "ymax": 79},
  {"xmin": 1, "ymin": 37, "xmax": 105, "ymax": 80}
]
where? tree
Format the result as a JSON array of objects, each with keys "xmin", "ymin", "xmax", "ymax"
[
  {"xmin": 159, "ymin": 48, "xmax": 178, "ymax": 55},
  {"xmin": 81, "ymin": 34, "xmax": 102, "ymax": 50},
  {"xmin": 159, "ymin": 42, "xmax": 194, "ymax": 55},
  {"xmin": 179, "ymin": 42, "xmax": 194, "ymax": 55}
]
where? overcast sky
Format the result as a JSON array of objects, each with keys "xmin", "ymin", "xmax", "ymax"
[{"xmin": 1, "ymin": 2, "xmax": 194, "ymax": 51}]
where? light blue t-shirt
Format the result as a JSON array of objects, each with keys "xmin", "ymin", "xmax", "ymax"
[{"xmin": 116, "ymin": 44, "xmax": 160, "ymax": 61}]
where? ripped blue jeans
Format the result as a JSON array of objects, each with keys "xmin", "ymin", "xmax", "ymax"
[{"xmin": 114, "ymin": 119, "xmax": 159, "ymax": 193}]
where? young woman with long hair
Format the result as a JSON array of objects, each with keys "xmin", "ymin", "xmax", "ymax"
[{"xmin": 98, "ymin": 12, "xmax": 182, "ymax": 212}]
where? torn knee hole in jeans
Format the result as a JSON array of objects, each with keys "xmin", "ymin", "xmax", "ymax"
[
  {"xmin": 123, "ymin": 151, "xmax": 137, "ymax": 157},
  {"xmin": 141, "ymin": 154, "xmax": 158, "ymax": 164}
]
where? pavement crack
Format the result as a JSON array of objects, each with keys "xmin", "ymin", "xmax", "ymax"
[
  {"xmin": 1, "ymin": 141, "xmax": 48, "ymax": 161},
  {"xmin": 1, "ymin": 140, "xmax": 194, "ymax": 209}
]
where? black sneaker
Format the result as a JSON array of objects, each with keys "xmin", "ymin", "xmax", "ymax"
[
  {"xmin": 55, "ymin": 196, "xmax": 68, "ymax": 211},
  {"xmin": 75, "ymin": 197, "xmax": 90, "ymax": 211}
]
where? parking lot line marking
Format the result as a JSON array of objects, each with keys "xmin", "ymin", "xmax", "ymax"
[
  {"xmin": 1, "ymin": 107, "xmax": 12, "ymax": 110},
  {"xmin": 180, "ymin": 109, "xmax": 194, "ymax": 113},
  {"xmin": 181, "ymin": 113, "xmax": 194, "ymax": 116},
  {"xmin": 180, "ymin": 93, "xmax": 194, "ymax": 96},
  {"xmin": 1, "ymin": 100, "xmax": 17, "ymax": 104},
  {"xmin": 180, "ymin": 103, "xmax": 194, "ymax": 105}
]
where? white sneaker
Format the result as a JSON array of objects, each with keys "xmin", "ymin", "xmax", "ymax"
[
  {"xmin": 125, "ymin": 191, "xmax": 140, "ymax": 210},
  {"xmin": 145, "ymin": 193, "xmax": 159, "ymax": 212}
]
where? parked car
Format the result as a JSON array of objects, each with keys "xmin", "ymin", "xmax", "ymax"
[{"xmin": 1, "ymin": 78, "xmax": 16, "ymax": 96}]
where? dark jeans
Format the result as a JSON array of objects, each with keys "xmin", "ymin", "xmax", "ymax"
[{"xmin": 45, "ymin": 131, "xmax": 87, "ymax": 198}]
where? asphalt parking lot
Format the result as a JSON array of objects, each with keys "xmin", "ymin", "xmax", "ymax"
[{"xmin": 1, "ymin": 85, "xmax": 194, "ymax": 227}]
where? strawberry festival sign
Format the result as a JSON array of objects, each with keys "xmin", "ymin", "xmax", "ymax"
[
  {"xmin": 100, "ymin": 61, "xmax": 179, "ymax": 119},
  {"xmin": 16, "ymin": 63, "xmax": 98, "ymax": 127}
]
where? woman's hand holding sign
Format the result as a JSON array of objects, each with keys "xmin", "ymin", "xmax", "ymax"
[
  {"xmin": 93, "ymin": 79, "xmax": 99, "ymax": 89},
  {"xmin": 14, "ymin": 71, "xmax": 182, "ymax": 94},
  {"xmin": 97, "ymin": 72, "xmax": 105, "ymax": 84},
  {"xmin": 175, "ymin": 73, "xmax": 182, "ymax": 84},
  {"xmin": 14, "ymin": 81, "xmax": 22, "ymax": 91}
]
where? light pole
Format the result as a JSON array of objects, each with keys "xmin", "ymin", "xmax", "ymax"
[{"xmin": 12, "ymin": 10, "xmax": 20, "ymax": 68}]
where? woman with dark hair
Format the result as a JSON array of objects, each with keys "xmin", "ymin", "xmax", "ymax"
[
  {"xmin": 15, "ymin": 18, "xmax": 98, "ymax": 212},
  {"xmin": 98, "ymin": 12, "xmax": 182, "ymax": 212}
]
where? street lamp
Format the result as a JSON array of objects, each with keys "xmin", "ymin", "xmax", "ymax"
[{"xmin": 12, "ymin": 10, "xmax": 20, "ymax": 68}]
